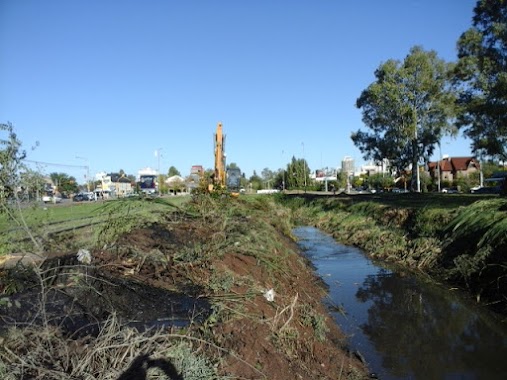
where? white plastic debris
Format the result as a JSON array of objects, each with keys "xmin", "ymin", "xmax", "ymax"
[
  {"xmin": 77, "ymin": 249, "xmax": 92, "ymax": 264},
  {"xmin": 263, "ymin": 288, "xmax": 275, "ymax": 302}
]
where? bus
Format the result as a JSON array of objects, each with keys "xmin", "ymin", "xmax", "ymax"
[{"xmin": 138, "ymin": 174, "xmax": 157, "ymax": 195}]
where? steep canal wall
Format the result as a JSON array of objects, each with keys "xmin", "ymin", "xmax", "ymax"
[
  {"xmin": 278, "ymin": 194, "xmax": 507, "ymax": 318},
  {"xmin": 293, "ymin": 226, "xmax": 507, "ymax": 380}
]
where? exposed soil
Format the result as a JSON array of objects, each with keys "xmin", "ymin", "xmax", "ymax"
[{"xmin": 0, "ymin": 205, "xmax": 370, "ymax": 379}]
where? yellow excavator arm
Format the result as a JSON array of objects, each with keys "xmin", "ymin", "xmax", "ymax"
[{"xmin": 214, "ymin": 122, "xmax": 226, "ymax": 188}]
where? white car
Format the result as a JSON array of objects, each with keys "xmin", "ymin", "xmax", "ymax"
[{"xmin": 42, "ymin": 195, "xmax": 62, "ymax": 203}]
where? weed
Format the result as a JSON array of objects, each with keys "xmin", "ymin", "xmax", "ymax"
[
  {"xmin": 272, "ymin": 327, "xmax": 300, "ymax": 358},
  {"xmin": 208, "ymin": 268, "xmax": 235, "ymax": 293},
  {"xmin": 0, "ymin": 313, "xmax": 227, "ymax": 380},
  {"xmin": 300, "ymin": 304, "xmax": 329, "ymax": 342},
  {"xmin": 174, "ymin": 242, "xmax": 207, "ymax": 263},
  {"xmin": 167, "ymin": 341, "xmax": 220, "ymax": 380},
  {"xmin": 0, "ymin": 263, "xmax": 38, "ymax": 295}
]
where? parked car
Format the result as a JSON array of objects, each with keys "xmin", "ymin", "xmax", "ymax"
[
  {"xmin": 442, "ymin": 187, "xmax": 459, "ymax": 194},
  {"xmin": 42, "ymin": 194, "xmax": 62, "ymax": 203},
  {"xmin": 470, "ymin": 186, "xmax": 500, "ymax": 194},
  {"xmin": 73, "ymin": 192, "xmax": 95, "ymax": 202}
]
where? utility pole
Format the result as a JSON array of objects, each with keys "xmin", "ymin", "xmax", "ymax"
[
  {"xmin": 435, "ymin": 143, "xmax": 441, "ymax": 192},
  {"xmin": 302, "ymin": 142, "xmax": 307, "ymax": 193},
  {"xmin": 76, "ymin": 156, "xmax": 90, "ymax": 192},
  {"xmin": 413, "ymin": 107, "xmax": 421, "ymax": 192},
  {"xmin": 281, "ymin": 150, "xmax": 285, "ymax": 191},
  {"xmin": 156, "ymin": 148, "xmax": 163, "ymax": 195}
]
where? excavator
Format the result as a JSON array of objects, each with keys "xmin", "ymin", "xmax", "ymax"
[{"xmin": 208, "ymin": 122, "xmax": 241, "ymax": 195}]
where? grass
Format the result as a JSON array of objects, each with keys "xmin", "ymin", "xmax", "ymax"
[
  {"xmin": 0, "ymin": 196, "xmax": 186, "ymax": 256},
  {"xmin": 0, "ymin": 201, "xmax": 102, "ymax": 231},
  {"xmin": 286, "ymin": 191, "xmax": 499, "ymax": 211}
]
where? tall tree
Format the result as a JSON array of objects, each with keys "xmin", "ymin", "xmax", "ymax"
[
  {"xmin": 454, "ymin": 0, "xmax": 507, "ymax": 161},
  {"xmin": 20, "ymin": 169, "xmax": 46, "ymax": 200},
  {"xmin": 261, "ymin": 168, "xmax": 275, "ymax": 188},
  {"xmin": 0, "ymin": 123, "xmax": 41, "ymax": 251},
  {"xmin": 249, "ymin": 170, "xmax": 263, "ymax": 191},
  {"xmin": 261, "ymin": 168, "xmax": 274, "ymax": 181},
  {"xmin": 353, "ymin": 46, "xmax": 456, "ymax": 191},
  {"xmin": 167, "ymin": 166, "xmax": 181, "ymax": 177},
  {"xmin": 286, "ymin": 156, "xmax": 310, "ymax": 190},
  {"xmin": 49, "ymin": 172, "xmax": 78, "ymax": 194},
  {"xmin": 0, "ymin": 123, "xmax": 26, "ymax": 202}
]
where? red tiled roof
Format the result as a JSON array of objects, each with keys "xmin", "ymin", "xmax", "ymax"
[{"xmin": 428, "ymin": 156, "xmax": 480, "ymax": 172}]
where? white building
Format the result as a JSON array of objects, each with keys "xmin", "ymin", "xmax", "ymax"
[
  {"xmin": 341, "ymin": 156, "xmax": 355, "ymax": 176},
  {"xmin": 359, "ymin": 159, "xmax": 391, "ymax": 176}
]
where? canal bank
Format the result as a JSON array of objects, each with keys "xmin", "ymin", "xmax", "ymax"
[
  {"xmin": 294, "ymin": 226, "xmax": 507, "ymax": 380},
  {"xmin": 279, "ymin": 193, "xmax": 507, "ymax": 319},
  {"xmin": 0, "ymin": 195, "xmax": 370, "ymax": 380}
]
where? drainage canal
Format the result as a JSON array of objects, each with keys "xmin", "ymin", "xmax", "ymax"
[{"xmin": 294, "ymin": 226, "xmax": 507, "ymax": 380}]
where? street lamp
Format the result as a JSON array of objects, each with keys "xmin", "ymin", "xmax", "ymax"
[
  {"xmin": 281, "ymin": 150, "xmax": 286, "ymax": 191},
  {"xmin": 156, "ymin": 148, "xmax": 163, "ymax": 195},
  {"xmin": 302, "ymin": 142, "xmax": 307, "ymax": 193}
]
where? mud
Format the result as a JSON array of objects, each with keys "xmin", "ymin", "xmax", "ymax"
[{"xmin": 0, "ymin": 210, "xmax": 369, "ymax": 379}]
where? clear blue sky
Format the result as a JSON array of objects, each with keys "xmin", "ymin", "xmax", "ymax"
[{"xmin": 1, "ymin": 0, "xmax": 477, "ymax": 183}]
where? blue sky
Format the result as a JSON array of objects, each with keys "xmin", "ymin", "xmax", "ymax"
[{"xmin": 1, "ymin": 0, "xmax": 477, "ymax": 182}]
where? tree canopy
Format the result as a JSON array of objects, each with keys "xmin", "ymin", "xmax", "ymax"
[
  {"xmin": 167, "ymin": 166, "xmax": 181, "ymax": 177},
  {"xmin": 0, "ymin": 123, "xmax": 41, "ymax": 251},
  {"xmin": 0, "ymin": 122, "xmax": 26, "ymax": 202},
  {"xmin": 49, "ymin": 172, "xmax": 78, "ymax": 195},
  {"xmin": 353, "ymin": 46, "xmax": 456, "ymax": 191},
  {"xmin": 285, "ymin": 156, "xmax": 310, "ymax": 190},
  {"xmin": 454, "ymin": 0, "xmax": 507, "ymax": 161}
]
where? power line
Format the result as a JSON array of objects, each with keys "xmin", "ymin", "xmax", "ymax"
[{"xmin": 24, "ymin": 159, "xmax": 88, "ymax": 169}]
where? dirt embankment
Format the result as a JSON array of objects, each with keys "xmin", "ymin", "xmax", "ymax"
[{"xmin": 0, "ymin": 196, "xmax": 370, "ymax": 379}]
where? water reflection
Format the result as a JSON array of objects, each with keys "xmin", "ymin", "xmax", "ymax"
[
  {"xmin": 357, "ymin": 270, "xmax": 507, "ymax": 379},
  {"xmin": 294, "ymin": 226, "xmax": 507, "ymax": 380}
]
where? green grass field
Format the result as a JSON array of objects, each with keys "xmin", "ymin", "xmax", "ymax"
[
  {"xmin": 0, "ymin": 195, "xmax": 190, "ymax": 255},
  {"xmin": 293, "ymin": 191, "xmax": 499, "ymax": 210}
]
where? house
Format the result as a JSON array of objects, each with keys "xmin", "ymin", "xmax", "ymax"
[
  {"xmin": 428, "ymin": 156, "xmax": 480, "ymax": 183},
  {"xmin": 110, "ymin": 173, "xmax": 133, "ymax": 197},
  {"xmin": 187, "ymin": 165, "xmax": 204, "ymax": 192},
  {"xmin": 165, "ymin": 175, "xmax": 186, "ymax": 194}
]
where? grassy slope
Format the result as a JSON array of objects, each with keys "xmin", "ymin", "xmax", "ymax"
[{"xmin": 0, "ymin": 194, "xmax": 369, "ymax": 380}]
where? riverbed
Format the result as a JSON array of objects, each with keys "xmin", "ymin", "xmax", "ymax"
[{"xmin": 294, "ymin": 226, "xmax": 507, "ymax": 380}]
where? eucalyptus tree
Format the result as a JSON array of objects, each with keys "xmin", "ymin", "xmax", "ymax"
[
  {"xmin": 49, "ymin": 172, "xmax": 78, "ymax": 194},
  {"xmin": 167, "ymin": 166, "xmax": 181, "ymax": 177},
  {"xmin": 454, "ymin": 0, "xmax": 507, "ymax": 161},
  {"xmin": 353, "ymin": 46, "xmax": 456, "ymax": 191},
  {"xmin": 261, "ymin": 167, "xmax": 276, "ymax": 188},
  {"xmin": 249, "ymin": 170, "xmax": 263, "ymax": 191}
]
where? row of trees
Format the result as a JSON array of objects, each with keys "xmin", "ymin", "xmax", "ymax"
[{"xmin": 352, "ymin": 1, "xmax": 507, "ymax": 192}]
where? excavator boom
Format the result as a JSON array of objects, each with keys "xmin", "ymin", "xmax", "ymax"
[{"xmin": 214, "ymin": 122, "xmax": 226, "ymax": 188}]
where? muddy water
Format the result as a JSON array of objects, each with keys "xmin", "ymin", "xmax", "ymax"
[{"xmin": 293, "ymin": 226, "xmax": 507, "ymax": 380}]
